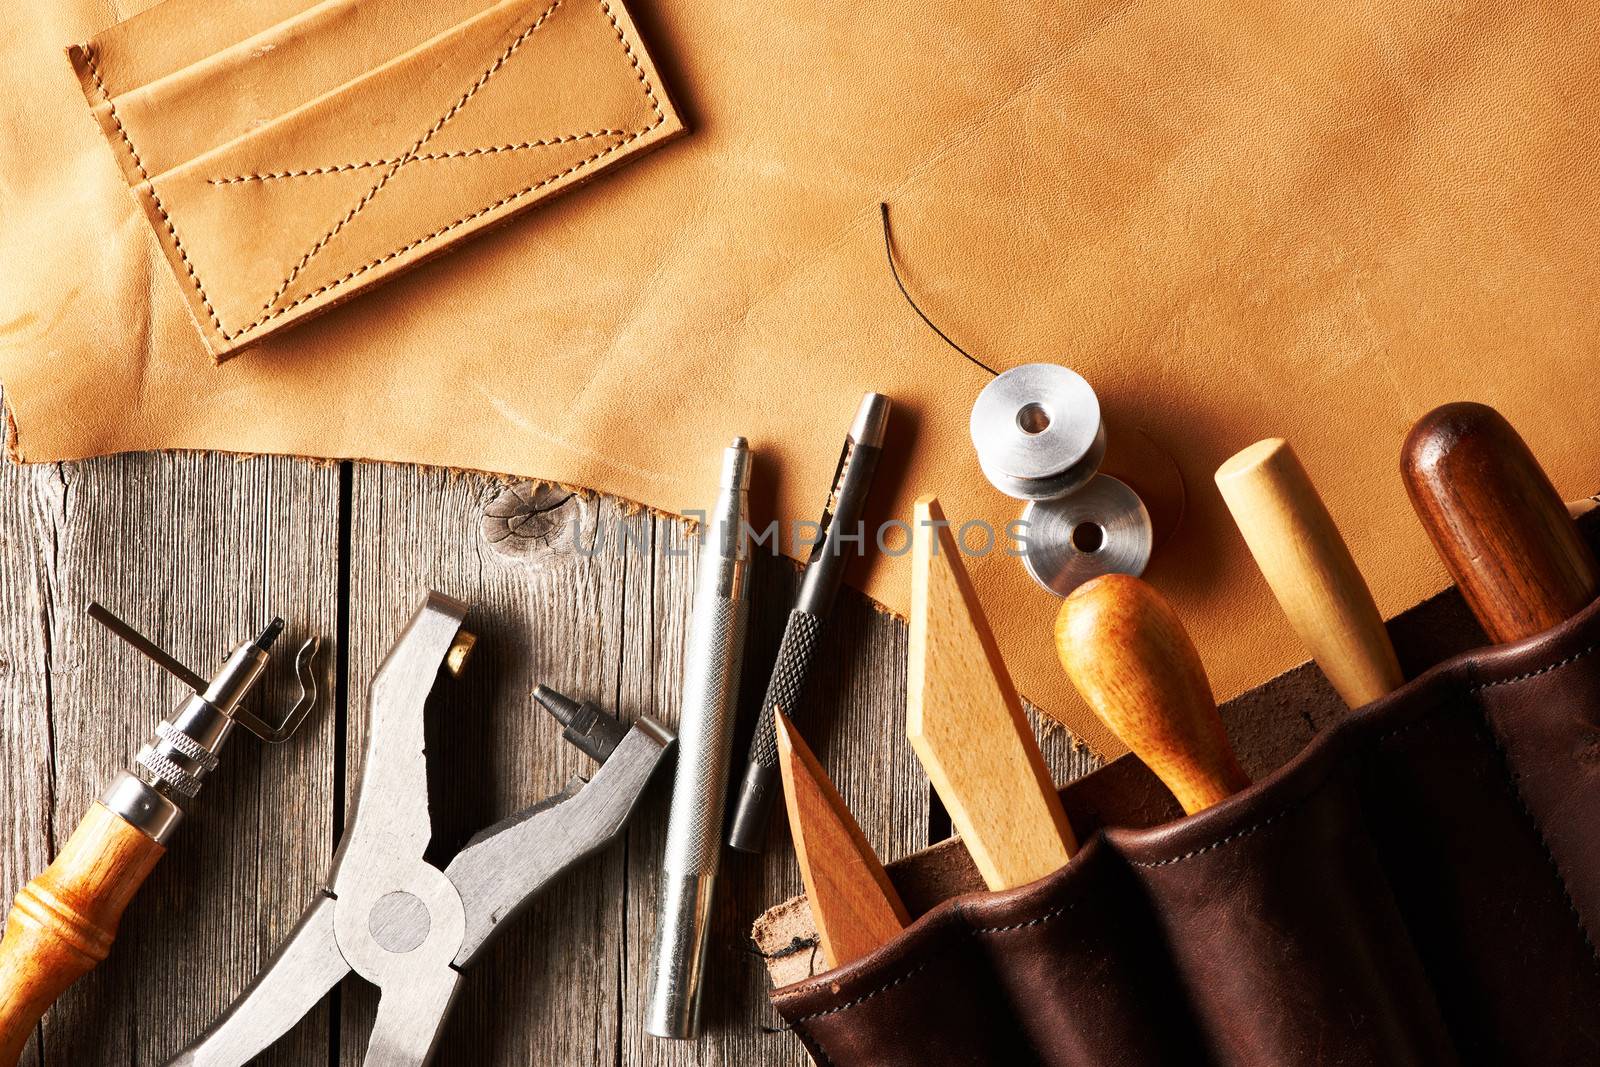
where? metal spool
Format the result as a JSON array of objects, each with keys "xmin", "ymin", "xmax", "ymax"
[
  {"xmin": 970, "ymin": 363, "xmax": 1105, "ymax": 500},
  {"xmin": 1019, "ymin": 475, "xmax": 1153, "ymax": 596}
]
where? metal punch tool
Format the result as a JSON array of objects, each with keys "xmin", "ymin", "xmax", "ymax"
[{"xmin": 166, "ymin": 592, "xmax": 675, "ymax": 1067}]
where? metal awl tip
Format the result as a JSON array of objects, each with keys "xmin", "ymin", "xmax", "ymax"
[
  {"xmin": 253, "ymin": 617, "xmax": 286, "ymax": 653},
  {"xmin": 850, "ymin": 392, "xmax": 891, "ymax": 449},
  {"xmin": 719, "ymin": 437, "xmax": 752, "ymax": 490}
]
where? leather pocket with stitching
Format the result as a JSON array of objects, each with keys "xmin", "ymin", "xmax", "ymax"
[{"xmin": 67, "ymin": 0, "xmax": 685, "ymax": 360}]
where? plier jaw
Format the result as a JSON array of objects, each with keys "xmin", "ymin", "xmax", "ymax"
[{"xmin": 166, "ymin": 592, "xmax": 675, "ymax": 1067}]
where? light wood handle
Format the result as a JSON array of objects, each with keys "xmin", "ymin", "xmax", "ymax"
[
  {"xmin": 907, "ymin": 497, "xmax": 1076, "ymax": 892},
  {"xmin": 1055, "ymin": 575, "xmax": 1249, "ymax": 815},
  {"xmin": 0, "ymin": 802, "xmax": 165, "ymax": 1065},
  {"xmin": 1215, "ymin": 438, "xmax": 1403, "ymax": 708},
  {"xmin": 776, "ymin": 712, "xmax": 908, "ymax": 968},
  {"xmin": 1401, "ymin": 402, "xmax": 1599, "ymax": 644}
]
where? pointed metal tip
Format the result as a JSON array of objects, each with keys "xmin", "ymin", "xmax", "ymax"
[
  {"xmin": 253, "ymin": 617, "xmax": 286, "ymax": 653},
  {"xmin": 533, "ymin": 684, "xmax": 580, "ymax": 727},
  {"xmin": 850, "ymin": 393, "xmax": 892, "ymax": 449}
]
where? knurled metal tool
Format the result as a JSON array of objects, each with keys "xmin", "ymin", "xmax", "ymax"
[
  {"xmin": 166, "ymin": 591, "xmax": 674, "ymax": 1066},
  {"xmin": 0, "ymin": 604, "xmax": 319, "ymax": 1067}
]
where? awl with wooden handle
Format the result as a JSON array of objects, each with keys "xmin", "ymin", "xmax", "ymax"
[
  {"xmin": 907, "ymin": 497, "xmax": 1077, "ymax": 891},
  {"xmin": 0, "ymin": 606, "xmax": 321, "ymax": 1066},
  {"xmin": 1402, "ymin": 402, "xmax": 1599, "ymax": 644},
  {"xmin": 1056, "ymin": 574, "xmax": 1248, "ymax": 815},
  {"xmin": 1216, "ymin": 438, "xmax": 1404, "ymax": 708},
  {"xmin": 775, "ymin": 711, "xmax": 908, "ymax": 969}
]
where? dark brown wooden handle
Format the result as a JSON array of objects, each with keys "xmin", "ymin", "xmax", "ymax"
[
  {"xmin": 1401, "ymin": 402, "xmax": 1599, "ymax": 644},
  {"xmin": 0, "ymin": 803, "xmax": 165, "ymax": 1066},
  {"xmin": 1055, "ymin": 574, "xmax": 1249, "ymax": 815}
]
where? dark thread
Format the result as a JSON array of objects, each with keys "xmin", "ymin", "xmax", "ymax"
[
  {"xmin": 880, "ymin": 203, "xmax": 998, "ymax": 377},
  {"xmin": 749, "ymin": 934, "xmax": 819, "ymax": 961}
]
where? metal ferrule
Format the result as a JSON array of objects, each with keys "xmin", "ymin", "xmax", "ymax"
[
  {"xmin": 648, "ymin": 438, "xmax": 752, "ymax": 1040},
  {"xmin": 168, "ymin": 693, "xmax": 237, "ymax": 753},
  {"xmin": 128, "ymin": 640, "xmax": 268, "ymax": 808},
  {"xmin": 202, "ymin": 642, "xmax": 270, "ymax": 715},
  {"xmin": 645, "ymin": 874, "xmax": 717, "ymax": 1038},
  {"xmin": 100, "ymin": 770, "xmax": 183, "ymax": 843}
]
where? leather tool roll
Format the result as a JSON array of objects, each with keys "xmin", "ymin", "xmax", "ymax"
[{"xmin": 768, "ymin": 524, "xmax": 1600, "ymax": 1065}]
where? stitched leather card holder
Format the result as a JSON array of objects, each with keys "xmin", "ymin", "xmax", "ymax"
[{"xmin": 67, "ymin": 0, "xmax": 684, "ymax": 360}]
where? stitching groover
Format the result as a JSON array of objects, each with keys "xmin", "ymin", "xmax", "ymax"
[{"xmin": 94, "ymin": 0, "xmax": 667, "ymax": 343}]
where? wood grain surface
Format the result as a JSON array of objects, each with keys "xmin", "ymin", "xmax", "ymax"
[
  {"xmin": 1402, "ymin": 402, "xmax": 1599, "ymax": 644},
  {"xmin": 0, "ymin": 441, "xmax": 339, "ymax": 1066},
  {"xmin": 775, "ymin": 711, "xmax": 907, "ymax": 970},
  {"xmin": 906, "ymin": 498, "xmax": 1077, "ymax": 892},
  {"xmin": 1215, "ymin": 438, "xmax": 1403, "ymax": 708},
  {"xmin": 1056, "ymin": 575, "xmax": 1249, "ymax": 815},
  {"xmin": 0, "ymin": 423, "xmax": 1012, "ymax": 1064},
  {"xmin": 0, "ymin": 802, "xmax": 165, "ymax": 1065}
]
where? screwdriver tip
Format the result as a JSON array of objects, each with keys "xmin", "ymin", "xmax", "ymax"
[{"xmin": 254, "ymin": 617, "xmax": 286, "ymax": 653}]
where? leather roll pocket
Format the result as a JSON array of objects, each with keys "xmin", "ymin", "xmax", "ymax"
[
  {"xmin": 67, "ymin": 0, "xmax": 684, "ymax": 359},
  {"xmin": 770, "ymin": 595, "xmax": 1600, "ymax": 1066}
]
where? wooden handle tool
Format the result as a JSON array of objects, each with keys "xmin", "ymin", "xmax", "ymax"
[
  {"xmin": 0, "ymin": 804, "xmax": 165, "ymax": 1064},
  {"xmin": 1402, "ymin": 402, "xmax": 1599, "ymax": 644},
  {"xmin": 1216, "ymin": 438, "xmax": 1403, "ymax": 707},
  {"xmin": 775, "ymin": 711, "xmax": 909, "ymax": 968},
  {"xmin": 907, "ymin": 497, "xmax": 1077, "ymax": 892},
  {"xmin": 0, "ymin": 608, "xmax": 319, "ymax": 1065},
  {"xmin": 1056, "ymin": 574, "xmax": 1249, "ymax": 815}
]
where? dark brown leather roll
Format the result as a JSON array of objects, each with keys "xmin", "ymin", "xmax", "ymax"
[{"xmin": 771, "ymin": 577, "xmax": 1600, "ymax": 1065}]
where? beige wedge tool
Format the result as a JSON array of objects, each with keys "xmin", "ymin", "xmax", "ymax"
[
  {"xmin": 1216, "ymin": 438, "xmax": 1403, "ymax": 708},
  {"xmin": 1056, "ymin": 575, "xmax": 1249, "ymax": 815},
  {"xmin": 776, "ymin": 711, "xmax": 909, "ymax": 968},
  {"xmin": 907, "ymin": 497, "xmax": 1077, "ymax": 891}
]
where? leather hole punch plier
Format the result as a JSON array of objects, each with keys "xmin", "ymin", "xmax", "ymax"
[{"xmin": 166, "ymin": 592, "xmax": 675, "ymax": 1066}]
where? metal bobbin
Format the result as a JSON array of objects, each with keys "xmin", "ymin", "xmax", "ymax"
[
  {"xmin": 967, "ymin": 363, "xmax": 1159, "ymax": 596},
  {"xmin": 970, "ymin": 364, "xmax": 1105, "ymax": 500},
  {"xmin": 1019, "ymin": 475, "xmax": 1153, "ymax": 596}
]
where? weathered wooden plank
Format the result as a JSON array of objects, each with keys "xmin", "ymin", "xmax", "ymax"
[
  {"xmin": 342, "ymin": 468, "xmax": 644, "ymax": 1065},
  {"xmin": 0, "ymin": 443, "xmax": 340, "ymax": 1065},
  {"xmin": 0, "ymin": 445, "xmax": 1120, "ymax": 1066},
  {"xmin": 0, "ymin": 461, "xmax": 61, "ymax": 1067},
  {"xmin": 344, "ymin": 469, "xmax": 932, "ymax": 1065}
]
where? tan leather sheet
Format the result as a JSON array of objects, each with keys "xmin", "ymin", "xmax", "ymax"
[
  {"xmin": 3, "ymin": 0, "xmax": 1598, "ymax": 755},
  {"xmin": 67, "ymin": 0, "xmax": 684, "ymax": 358}
]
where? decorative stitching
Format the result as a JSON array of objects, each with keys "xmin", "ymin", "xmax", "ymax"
[
  {"xmin": 1469, "ymin": 639, "xmax": 1600, "ymax": 693},
  {"xmin": 85, "ymin": 0, "xmax": 667, "ymax": 343},
  {"xmin": 263, "ymin": 0, "xmax": 568, "ymax": 310},
  {"xmin": 971, "ymin": 898, "xmax": 1079, "ymax": 934},
  {"xmin": 206, "ymin": 130, "xmax": 630, "ymax": 184},
  {"xmin": 81, "ymin": 47, "xmax": 232, "ymax": 339},
  {"xmin": 792, "ymin": 963, "xmax": 930, "ymax": 1023},
  {"xmin": 794, "ymin": 630, "xmax": 1600, "ymax": 1044},
  {"xmin": 1127, "ymin": 807, "xmax": 1290, "ymax": 869},
  {"xmin": 1466, "ymin": 646, "xmax": 1600, "ymax": 965},
  {"xmin": 222, "ymin": 0, "xmax": 665, "ymax": 336}
]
